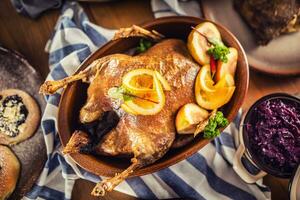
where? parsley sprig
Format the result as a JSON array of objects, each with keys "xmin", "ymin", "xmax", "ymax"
[
  {"xmin": 191, "ymin": 26, "xmax": 230, "ymax": 63},
  {"xmin": 136, "ymin": 38, "xmax": 152, "ymax": 53},
  {"xmin": 207, "ymin": 40, "xmax": 230, "ymax": 63},
  {"xmin": 204, "ymin": 111, "xmax": 228, "ymax": 139}
]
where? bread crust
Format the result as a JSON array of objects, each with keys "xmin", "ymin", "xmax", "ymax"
[
  {"xmin": 0, "ymin": 89, "xmax": 40, "ymax": 145},
  {"xmin": 0, "ymin": 145, "xmax": 20, "ymax": 200}
]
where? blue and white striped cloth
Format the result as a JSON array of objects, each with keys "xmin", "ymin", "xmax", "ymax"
[{"xmin": 23, "ymin": 1, "xmax": 271, "ymax": 199}]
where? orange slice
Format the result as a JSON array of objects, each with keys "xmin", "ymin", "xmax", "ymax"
[
  {"xmin": 122, "ymin": 69, "xmax": 171, "ymax": 94},
  {"xmin": 123, "ymin": 73, "xmax": 165, "ymax": 115},
  {"xmin": 195, "ymin": 65, "xmax": 235, "ymax": 110},
  {"xmin": 198, "ymin": 65, "xmax": 235, "ymax": 93},
  {"xmin": 195, "ymin": 85, "xmax": 235, "ymax": 110},
  {"xmin": 175, "ymin": 103, "xmax": 209, "ymax": 134},
  {"xmin": 198, "ymin": 65, "xmax": 215, "ymax": 93}
]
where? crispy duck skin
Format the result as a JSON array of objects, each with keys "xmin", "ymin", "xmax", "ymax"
[
  {"xmin": 234, "ymin": 0, "xmax": 300, "ymax": 44},
  {"xmin": 40, "ymin": 28, "xmax": 201, "ymax": 195},
  {"xmin": 113, "ymin": 25, "xmax": 165, "ymax": 41},
  {"xmin": 62, "ymin": 130, "xmax": 89, "ymax": 154}
]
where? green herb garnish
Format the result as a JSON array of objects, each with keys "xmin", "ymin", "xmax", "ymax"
[
  {"xmin": 136, "ymin": 38, "xmax": 152, "ymax": 53},
  {"xmin": 191, "ymin": 27, "xmax": 230, "ymax": 63},
  {"xmin": 207, "ymin": 40, "xmax": 230, "ymax": 63},
  {"xmin": 107, "ymin": 86, "xmax": 133, "ymax": 102},
  {"xmin": 204, "ymin": 111, "xmax": 228, "ymax": 139}
]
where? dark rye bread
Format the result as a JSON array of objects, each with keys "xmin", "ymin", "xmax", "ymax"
[{"xmin": 0, "ymin": 46, "xmax": 46, "ymax": 200}]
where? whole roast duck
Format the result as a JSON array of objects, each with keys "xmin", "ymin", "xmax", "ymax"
[
  {"xmin": 40, "ymin": 24, "xmax": 237, "ymax": 196},
  {"xmin": 40, "ymin": 26, "xmax": 201, "ymax": 196}
]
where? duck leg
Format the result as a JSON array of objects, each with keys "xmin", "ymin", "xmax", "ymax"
[
  {"xmin": 39, "ymin": 56, "xmax": 112, "ymax": 95},
  {"xmin": 39, "ymin": 72, "xmax": 88, "ymax": 95},
  {"xmin": 91, "ymin": 157, "xmax": 141, "ymax": 196}
]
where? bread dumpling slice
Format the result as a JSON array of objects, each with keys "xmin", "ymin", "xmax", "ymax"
[
  {"xmin": 0, "ymin": 89, "xmax": 40, "ymax": 145},
  {"xmin": 0, "ymin": 145, "xmax": 20, "ymax": 200}
]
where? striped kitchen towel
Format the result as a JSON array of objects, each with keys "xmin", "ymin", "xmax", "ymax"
[{"xmin": 24, "ymin": 1, "xmax": 271, "ymax": 200}]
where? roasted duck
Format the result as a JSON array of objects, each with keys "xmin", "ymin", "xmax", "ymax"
[
  {"xmin": 40, "ymin": 22, "xmax": 237, "ymax": 196},
  {"xmin": 234, "ymin": 0, "xmax": 300, "ymax": 44},
  {"xmin": 41, "ymin": 38, "xmax": 200, "ymax": 195}
]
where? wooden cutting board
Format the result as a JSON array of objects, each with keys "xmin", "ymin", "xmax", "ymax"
[{"xmin": 0, "ymin": 46, "xmax": 47, "ymax": 200}]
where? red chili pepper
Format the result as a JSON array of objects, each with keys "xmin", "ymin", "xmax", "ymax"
[{"xmin": 210, "ymin": 56, "xmax": 216, "ymax": 78}]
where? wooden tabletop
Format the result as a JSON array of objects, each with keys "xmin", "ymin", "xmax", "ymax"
[{"xmin": 0, "ymin": 0, "xmax": 299, "ymax": 199}]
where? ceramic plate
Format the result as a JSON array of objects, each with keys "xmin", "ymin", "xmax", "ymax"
[
  {"xmin": 201, "ymin": 0, "xmax": 300, "ymax": 76},
  {"xmin": 0, "ymin": 46, "xmax": 47, "ymax": 199}
]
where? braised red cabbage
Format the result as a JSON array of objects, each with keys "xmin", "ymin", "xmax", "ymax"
[{"xmin": 246, "ymin": 98, "xmax": 300, "ymax": 173}]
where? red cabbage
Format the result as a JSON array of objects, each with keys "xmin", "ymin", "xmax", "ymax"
[{"xmin": 246, "ymin": 98, "xmax": 300, "ymax": 173}]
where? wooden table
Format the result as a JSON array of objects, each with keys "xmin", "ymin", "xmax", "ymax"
[{"xmin": 0, "ymin": 0, "xmax": 299, "ymax": 199}]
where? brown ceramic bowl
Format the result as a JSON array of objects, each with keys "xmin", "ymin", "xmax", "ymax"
[{"xmin": 57, "ymin": 16, "xmax": 249, "ymax": 177}]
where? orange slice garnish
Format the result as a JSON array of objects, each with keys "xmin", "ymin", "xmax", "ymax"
[{"xmin": 121, "ymin": 70, "xmax": 167, "ymax": 115}]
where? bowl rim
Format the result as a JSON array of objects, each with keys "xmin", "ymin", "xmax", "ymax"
[
  {"xmin": 57, "ymin": 16, "xmax": 249, "ymax": 177},
  {"xmin": 242, "ymin": 93, "xmax": 300, "ymax": 178}
]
